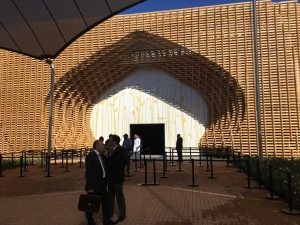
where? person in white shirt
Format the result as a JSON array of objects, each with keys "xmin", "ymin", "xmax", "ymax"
[{"xmin": 132, "ymin": 134, "xmax": 141, "ymax": 160}]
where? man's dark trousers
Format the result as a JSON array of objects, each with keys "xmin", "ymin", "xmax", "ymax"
[
  {"xmin": 177, "ymin": 148, "xmax": 183, "ymax": 161},
  {"xmin": 108, "ymin": 182, "xmax": 126, "ymax": 219}
]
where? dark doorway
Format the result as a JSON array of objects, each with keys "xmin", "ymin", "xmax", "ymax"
[{"xmin": 130, "ymin": 123, "xmax": 165, "ymax": 155}]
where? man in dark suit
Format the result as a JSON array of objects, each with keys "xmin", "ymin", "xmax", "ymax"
[
  {"xmin": 176, "ymin": 134, "xmax": 183, "ymax": 161},
  {"xmin": 107, "ymin": 135, "xmax": 128, "ymax": 223},
  {"xmin": 85, "ymin": 140, "xmax": 116, "ymax": 225}
]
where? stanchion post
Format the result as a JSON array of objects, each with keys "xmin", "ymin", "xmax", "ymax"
[
  {"xmin": 238, "ymin": 152, "xmax": 242, "ymax": 172},
  {"xmin": 189, "ymin": 147, "xmax": 192, "ymax": 161},
  {"xmin": 31, "ymin": 151, "xmax": 34, "ymax": 165},
  {"xmin": 0, "ymin": 154, "xmax": 3, "ymax": 177},
  {"xmin": 60, "ymin": 150, "xmax": 64, "ymax": 168},
  {"xmin": 208, "ymin": 154, "xmax": 215, "ymax": 179},
  {"xmin": 45, "ymin": 154, "xmax": 52, "ymax": 177},
  {"xmin": 71, "ymin": 149, "xmax": 74, "ymax": 165},
  {"xmin": 54, "ymin": 149, "xmax": 57, "ymax": 165},
  {"xmin": 266, "ymin": 164, "xmax": 279, "ymax": 200},
  {"xmin": 205, "ymin": 151, "xmax": 210, "ymax": 171},
  {"xmin": 79, "ymin": 149, "xmax": 83, "ymax": 168},
  {"xmin": 43, "ymin": 150, "xmax": 48, "ymax": 172},
  {"xmin": 282, "ymin": 172, "xmax": 300, "ymax": 214},
  {"xmin": 161, "ymin": 155, "xmax": 168, "ymax": 178},
  {"xmin": 164, "ymin": 152, "xmax": 170, "ymax": 171},
  {"xmin": 169, "ymin": 148, "xmax": 176, "ymax": 166},
  {"xmin": 151, "ymin": 159, "xmax": 160, "ymax": 185},
  {"xmin": 139, "ymin": 150, "xmax": 143, "ymax": 168},
  {"xmin": 244, "ymin": 155, "xmax": 253, "ymax": 189},
  {"xmin": 189, "ymin": 159, "xmax": 198, "ymax": 187},
  {"xmin": 18, "ymin": 156, "xmax": 24, "ymax": 178},
  {"xmin": 11, "ymin": 152, "xmax": 14, "ymax": 168},
  {"xmin": 140, "ymin": 159, "xmax": 149, "ymax": 186},
  {"xmin": 256, "ymin": 158, "xmax": 263, "ymax": 189},
  {"xmin": 65, "ymin": 151, "xmax": 69, "ymax": 172},
  {"xmin": 24, "ymin": 151, "xmax": 28, "ymax": 172},
  {"xmin": 197, "ymin": 148, "xmax": 203, "ymax": 167},
  {"xmin": 226, "ymin": 148, "xmax": 230, "ymax": 167},
  {"xmin": 40, "ymin": 151, "xmax": 43, "ymax": 168},
  {"xmin": 133, "ymin": 151, "xmax": 138, "ymax": 171},
  {"xmin": 232, "ymin": 150, "xmax": 236, "ymax": 167}
]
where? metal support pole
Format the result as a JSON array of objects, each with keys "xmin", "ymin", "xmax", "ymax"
[
  {"xmin": 46, "ymin": 59, "xmax": 55, "ymax": 176},
  {"xmin": 252, "ymin": 0, "xmax": 263, "ymax": 164}
]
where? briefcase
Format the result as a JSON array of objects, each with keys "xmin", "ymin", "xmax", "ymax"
[{"xmin": 78, "ymin": 194, "xmax": 102, "ymax": 213}]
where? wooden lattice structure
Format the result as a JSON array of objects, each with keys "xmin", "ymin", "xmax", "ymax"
[{"xmin": 0, "ymin": 0, "xmax": 300, "ymax": 157}]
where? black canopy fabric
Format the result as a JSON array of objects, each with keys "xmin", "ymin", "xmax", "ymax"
[{"xmin": 0, "ymin": 0, "xmax": 145, "ymax": 60}]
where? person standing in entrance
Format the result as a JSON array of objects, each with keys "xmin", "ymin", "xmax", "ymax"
[
  {"xmin": 132, "ymin": 134, "xmax": 141, "ymax": 160},
  {"xmin": 122, "ymin": 134, "xmax": 132, "ymax": 174},
  {"xmin": 108, "ymin": 135, "xmax": 128, "ymax": 223},
  {"xmin": 85, "ymin": 140, "xmax": 116, "ymax": 225},
  {"xmin": 176, "ymin": 134, "xmax": 183, "ymax": 161}
]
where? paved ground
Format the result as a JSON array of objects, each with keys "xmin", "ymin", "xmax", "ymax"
[{"xmin": 0, "ymin": 159, "xmax": 299, "ymax": 225}]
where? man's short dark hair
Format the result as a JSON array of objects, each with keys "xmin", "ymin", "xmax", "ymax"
[
  {"xmin": 112, "ymin": 135, "xmax": 120, "ymax": 145},
  {"xmin": 123, "ymin": 134, "xmax": 128, "ymax": 138},
  {"xmin": 93, "ymin": 140, "xmax": 99, "ymax": 149},
  {"xmin": 99, "ymin": 136, "xmax": 104, "ymax": 141}
]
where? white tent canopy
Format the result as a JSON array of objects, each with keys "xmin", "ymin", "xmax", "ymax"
[
  {"xmin": 0, "ymin": 0, "xmax": 146, "ymax": 176},
  {"xmin": 0, "ymin": 0, "xmax": 145, "ymax": 59}
]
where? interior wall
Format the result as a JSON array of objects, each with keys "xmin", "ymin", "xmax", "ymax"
[{"xmin": 90, "ymin": 66, "xmax": 208, "ymax": 147}]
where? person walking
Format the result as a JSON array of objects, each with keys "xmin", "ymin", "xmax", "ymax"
[
  {"xmin": 85, "ymin": 140, "xmax": 116, "ymax": 225},
  {"xmin": 107, "ymin": 135, "xmax": 128, "ymax": 223}
]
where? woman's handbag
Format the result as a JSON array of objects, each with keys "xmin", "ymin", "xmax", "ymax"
[{"xmin": 78, "ymin": 193, "xmax": 102, "ymax": 213}]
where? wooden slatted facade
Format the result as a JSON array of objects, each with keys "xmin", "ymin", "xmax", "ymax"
[{"xmin": 0, "ymin": 0, "xmax": 300, "ymax": 157}]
